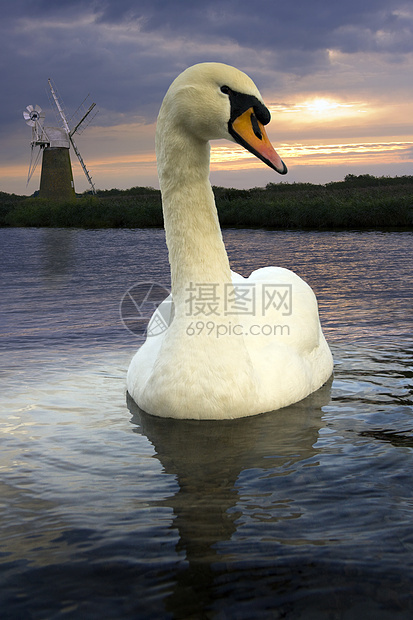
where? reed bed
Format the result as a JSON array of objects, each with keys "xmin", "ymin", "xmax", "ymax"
[{"xmin": 1, "ymin": 175, "xmax": 412, "ymax": 230}]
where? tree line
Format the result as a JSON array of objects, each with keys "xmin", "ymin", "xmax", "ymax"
[{"xmin": 1, "ymin": 174, "xmax": 412, "ymax": 229}]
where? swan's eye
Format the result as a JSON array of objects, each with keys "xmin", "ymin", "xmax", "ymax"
[{"xmin": 220, "ymin": 85, "xmax": 231, "ymax": 95}]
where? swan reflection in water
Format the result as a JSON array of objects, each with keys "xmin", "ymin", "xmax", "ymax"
[{"xmin": 128, "ymin": 379, "xmax": 332, "ymax": 617}]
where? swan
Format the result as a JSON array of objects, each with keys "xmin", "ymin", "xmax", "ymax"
[{"xmin": 127, "ymin": 62, "xmax": 333, "ymax": 419}]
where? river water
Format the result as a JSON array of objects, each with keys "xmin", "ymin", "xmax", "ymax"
[{"xmin": 1, "ymin": 227, "xmax": 412, "ymax": 619}]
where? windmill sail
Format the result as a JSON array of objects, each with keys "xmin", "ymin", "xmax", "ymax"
[
  {"xmin": 23, "ymin": 105, "xmax": 49, "ymax": 184},
  {"xmin": 23, "ymin": 81, "xmax": 98, "ymax": 198},
  {"xmin": 69, "ymin": 135, "xmax": 96, "ymax": 194},
  {"xmin": 27, "ymin": 144, "xmax": 43, "ymax": 186},
  {"xmin": 48, "ymin": 79, "xmax": 97, "ymax": 194}
]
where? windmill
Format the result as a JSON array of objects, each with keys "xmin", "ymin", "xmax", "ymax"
[{"xmin": 23, "ymin": 79, "xmax": 97, "ymax": 199}]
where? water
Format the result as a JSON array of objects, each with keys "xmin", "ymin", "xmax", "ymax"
[{"xmin": 0, "ymin": 227, "xmax": 412, "ymax": 619}]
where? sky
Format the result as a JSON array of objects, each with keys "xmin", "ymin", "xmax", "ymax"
[{"xmin": 1, "ymin": 0, "xmax": 412, "ymax": 194}]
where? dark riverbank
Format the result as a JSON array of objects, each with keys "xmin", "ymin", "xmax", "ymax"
[{"xmin": 1, "ymin": 174, "xmax": 412, "ymax": 230}]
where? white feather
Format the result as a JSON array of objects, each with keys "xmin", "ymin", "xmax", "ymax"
[{"xmin": 127, "ymin": 63, "xmax": 333, "ymax": 419}]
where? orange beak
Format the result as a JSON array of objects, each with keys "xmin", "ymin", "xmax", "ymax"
[{"xmin": 230, "ymin": 107, "xmax": 287, "ymax": 175}]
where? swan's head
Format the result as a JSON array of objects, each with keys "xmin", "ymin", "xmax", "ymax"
[{"xmin": 158, "ymin": 62, "xmax": 287, "ymax": 175}]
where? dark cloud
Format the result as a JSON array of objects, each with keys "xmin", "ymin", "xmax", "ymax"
[
  {"xmin": 3, "ymin": 0, "xmax": 411, "ymax": 111},
  {"xmin": 1, "ymin": 0, "xmax": 413, "ymax": 192},
  {"xmin": 6, "ymin": 0, "xmax": 413, "ymax": 54},
  {"xmin": 24, "ymin": 3, "xmax": 413, "ymax": 101},
  {"xmin": 95, "ymin": 0, "xmax": 413, "ymax": 55}
]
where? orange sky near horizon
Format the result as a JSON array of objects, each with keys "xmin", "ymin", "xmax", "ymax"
[
  {"xmin": 2, "ymin": 1, "xmax": 413, "ymax": 195},
  {"xmin": 2, "ymin": 91, "xmax": 412, "ymax": 194}
]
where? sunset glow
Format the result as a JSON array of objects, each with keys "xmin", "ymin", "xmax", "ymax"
[
  {"xmin": 1, "ymin": 1, "xmax": 413, "ymax": 193},
  {"xmin": 210, "ymin": 140, "xmax": 413, "ymax": 170},
  {"xmin": 270, "ymin": 99, "xmax": 365, "ymax": 119}
]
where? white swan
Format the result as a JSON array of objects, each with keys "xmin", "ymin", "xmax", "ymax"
[{"xmin": 127, "ymin": 62, "xmax": 333, "ymax": 420}]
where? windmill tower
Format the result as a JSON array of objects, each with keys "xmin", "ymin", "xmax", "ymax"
[{"xmin": 23, "ymin": 79, "xmax": 97, "ymax": 200}]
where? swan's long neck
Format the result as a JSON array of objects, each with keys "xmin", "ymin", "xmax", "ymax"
[{"xmin": 156, "ymin": 111, "xmax": 231, "ymax": 305}]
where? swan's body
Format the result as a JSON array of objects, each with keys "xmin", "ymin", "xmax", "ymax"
[{"xmin": 127, "ymin": 63, "xmax": 333, "ymax": 419}]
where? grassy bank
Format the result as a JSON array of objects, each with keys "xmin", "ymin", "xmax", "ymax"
[{"xmin": 1, "ymin": 175, "xmax": 412, "ymax": 230}]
